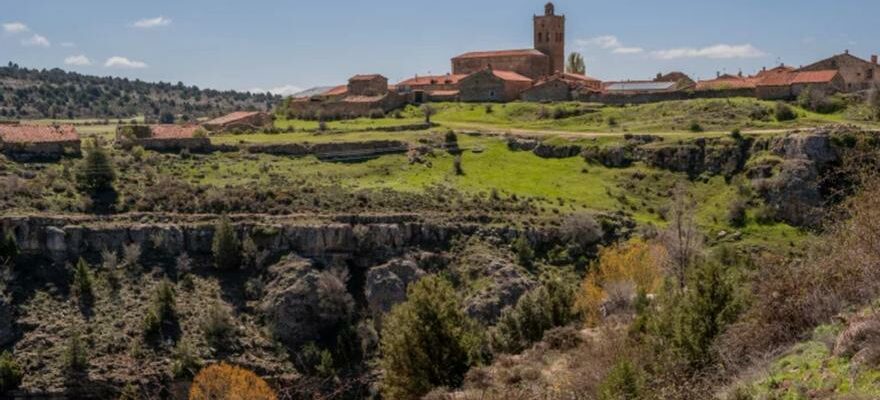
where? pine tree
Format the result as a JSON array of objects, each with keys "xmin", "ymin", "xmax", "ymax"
[
  {"xmin": 0, "ymin": 232, "xmax": 18, "ymax": 267},
  {"xmin": 673, "ymin": 262, "xmax": 740, "ymax": 368},
  {"xmin": 567, "ymin": 52, "xmax": 586, "ymax": 75},
  {"xmin": 72, "ymin": 258, "xmax": 94, "ymax": 304},
  {"xmin": 379, "ymin": 275, "xmax": 484, "ymax": 399},
  {"xmin": 597, "ymin": 360, "xmax": 644, "ymax": 400},
  {"xmin": 76, "ymin": 139, "xmax": 116, "ymax": 194},
  {"xmin": 212, "ymin": 217, "xmax": 241, "ymax": 270}
]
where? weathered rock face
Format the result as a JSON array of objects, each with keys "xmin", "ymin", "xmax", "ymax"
[
  {"xmin": 261, "ymin": 255, "xmax": 355, "ymax": 350},
  {"xmin": 638, "ymin": 138, "xmax": 751, "ymax": 179},
  {"xmin": 365, "ymin": 257, "xmax": 426, "ymax": 321},
  {"xmin": 0, "ymin": 296, "xmax": 14, "ymax": 346},
  {"xmin": 582, "ymin": 145, "xmax": 632, "ymax": 168},
  {"xmin": 769, "ymin": 132, "xmax": 838, "ymax": 167},
  {"xmin": 463, "ymin": 259, "xmax": 536, "ymax": 324}
]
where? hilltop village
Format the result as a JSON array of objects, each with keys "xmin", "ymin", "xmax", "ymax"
[{"xmin": 287, "ymin": 2, "xmax": 880, "ymax": 120}]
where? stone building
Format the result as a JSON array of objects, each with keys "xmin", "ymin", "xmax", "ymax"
[
  {"xmin": 798, "ymin": 51, "xmax": 880, "ymax": 92},
  {"xmin": 288, "ymin": 74, "xmax": 407, "ymax": 120},
  {"xmin": 396, "ymin": 74, "xmax": 466, "ymax": 103},
  {"xmin": 451, "ymin": 2, "xmax": 565, "ymax": 80},
  {"xmin": 0, "ymin": 124, "xmax": 80, "ymax": 160},
  {"xmin": 756, "ymin": 70, "xmax": 844, "ymax": 100},
  {"xmin": 695, "ymin": 73, "xmax": 759, "ymax": 97},
  {"xmin": 116, "ymin": 125, "xmax": 210, "ymax": 152},
  {"xmin": 202, "ymin": 111, "xmax": 273, "ymax": 133},
  {"xmin": 521, "ymin": 72, "xmax": 602, "ymax": 102},
  {"xmin": 459, "ymin": 69, "xmax": 533, "ymax": 102}
]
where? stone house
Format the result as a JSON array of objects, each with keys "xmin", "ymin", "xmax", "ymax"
[
  {"xmin": 521, "ymin": 72, "xmax": 602, "ymax": 102},
  {"xmin": 202, "ymin": 111, "xmax": 273, "ymax": 133},
  {"xmin": 0, "ymin": 124, "xmax": 81, "ymax": 160},
  {"xmin": 287, "ymin": 74, "xmax": 407, "ymax": 120},
  {"xmin": 755, "ymin": 70, "xmax": 844, "ymax": 100},
  {"xmin": 459, "ymin": 69, "xmax": 534, "ymax": 102},
  {"xmin": 116, "ymin": 125, "xmax": 210, "ymax": 152},
  {"xmin": 695, "ymin": 73, "xmax": 759, "ymax": 97},
  {"xmin": 396, "ymin": 74, "xmax": 466, "ymax": 103},
  {"xmin": 798, "ymin": 51, "xmax": 880, "ymax": 92}
]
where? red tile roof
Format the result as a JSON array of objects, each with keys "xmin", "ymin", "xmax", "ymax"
[
  {"xmin": 561, "ymin": 72, "xmax": 601, "ymax": 83},
  {"xmin": 790, "ymin": 70, "xmax": 839, "ymax": 84},
  {"xmin": 149, "ymin": 125, "xmax": 201, "ymax": 139},
  {"xmin": 428, "ymin": 90, "xmax": 460, "ymax": 96},
  {"xmin": 398, "ymin": 74, "xmax": 467, "ymax": 87},
  {"xmin": 323, "ymin": 85, "xmax": 348, "ymax": 96},
  {"xmin": 204, "ymin": 111, "xmax": 263, "ymax": 126},
  {"xmin": 0, "ymin": 124, "xmax": 78, "ymax": 144},
  {"xmin": 696, "ymin": 75, "xmax": 759, "ymax": 90},
  {"xmin": 491, "ymin": 70, "xmax": 533, "ymax": 82},
  {"xmin": 453, "ymin": 49, "xmax": 546, "ymax": 60}
]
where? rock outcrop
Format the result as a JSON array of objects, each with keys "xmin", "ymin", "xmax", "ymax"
[
  {"xmin": 463, "ymin": 258, "xmax": 535, "ymax": 324},
  {"xmin": 365, "ymin": 257, "xmax": 426, "ymax": 321},
  {"xmin": 261, "ymin": 255, "xmax": 355, "ymax": 349}
]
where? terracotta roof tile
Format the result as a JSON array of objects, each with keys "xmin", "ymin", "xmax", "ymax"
[
  {"xmin": 0, "ymin": 124, "xmax": 79, "ymax": 144},
  {"xmin": 453, "ymin": 49, "xmax": 546, "ymax": 60},
  {"xmin": 398, "ymin": 74, "xmax": 467, "ymax": 86},
  {"xmin": 149, "ymin": 125, "xmax": 201, "ymax": 139},
  {"xmin": 349, "ymin": 74, "xmax": 385, "ymax": 81},
  {"xmin": 491, "ymin": 70, "xmax": 533, "ymax": 82},
  {"xmin": 204, "ymin": 111, "xmax": 263, "ymax": 126},
  {"xmin": 790, "ymin": 70, "xmax": 839, "ymax": 84},
  {"xmin": 561, "ymin": 72, "xmax": 601, "ymax": 83},
  {"xmin": 323, "ymin": 85, "xmax": 349, "ymax": 96},
  {"xmin": 696, "ymin": 76, "xmax": 759, "ymax": 90}
]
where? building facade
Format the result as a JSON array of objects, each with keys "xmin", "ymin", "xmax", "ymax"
[
  {"xmin": 0, "ymin": 124, "xmax": 81, "ymax": 160},
  {"xmin": 799, "ymin": 52, "xmax": 880, "ymax": 92},
  {"xmin": 459, "ymin": 69, "xmax": 533, "ymax": 102},
  {"xmin": 534, "ymin": 2, "xmax": 565, "ymax": 76}
]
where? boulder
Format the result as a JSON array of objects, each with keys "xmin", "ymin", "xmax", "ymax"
[
  {"xmin": 463, "ymin": 259, "xmax": 535, "ymax": 324},
  {"xmin": 261, "ymin": 255, "xmax": 355, "ymax": 349},
  {"xmin": 753, "ymin": 159, "xmax": 824, "ymax": 227},
  {"xmin": 364, "ymin": 258, "xmax": 426, "ymax": 320}
]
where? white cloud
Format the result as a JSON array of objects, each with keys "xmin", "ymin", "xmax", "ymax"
[
  {"xmin": 652, "ymin": 44, "xmax": 766, "ymax": 60},
  {"xmin": 21, "ymin": 34, "xmax": 50, "ymax": 47},
  {"xmin": 577, "ymin": 35, "xmax": 622, "ymax": 49},
  {"xmin": 60, "ymin": 42, "xmax": 76, "ymax": 48},
  {"xmin": 250, "ymin": 85, "xmax": 304, "ymax": 96},
  {"xmin": 2, "ymin": 22, "xmax": 29, "ymax": 34},
  {"xmin": 104, "ymin": 56, "xmax": 148, "ymax": 69},
  {"xmin": 612, "ymin": 47, "xmax": 644, "ymax": 54},
  {"xmin": 132, "ymin": 16, "xmax": 171, "ymax": 29},
  {"xmin": 64, "ymin": 55, "xmax": 92, "ymax": 66}
]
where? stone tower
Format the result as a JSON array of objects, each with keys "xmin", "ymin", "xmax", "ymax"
[{"xmin": 534, "ymin": 2, "xmax": 565, "ymax": 75}]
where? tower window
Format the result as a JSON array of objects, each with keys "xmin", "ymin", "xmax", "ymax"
[{"xmin": 538, "ymin": 32, "xmax": 542, "ymax": 42}]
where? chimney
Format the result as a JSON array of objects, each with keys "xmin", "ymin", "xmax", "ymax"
[
  {"xmin": 873, "ymin": 55, "xmax": 878, "ymax": 65},
  {"xmin": 762, "ymin": 66, "xmax": 767, "ymax": 72},
  {"xmin": 845, "ymin": 49, "xmax": 850, "ymax": 55},
  {"xmin": 716, "ymin": 71, "xmax": 721, "ymax": 78},
  {"xmin": 738, "ymin": 70, "xmax": 743, "ymax": 78},
  {"xmin": 656, "ymin": 72, "xmax": 662, "ymax": 80}
]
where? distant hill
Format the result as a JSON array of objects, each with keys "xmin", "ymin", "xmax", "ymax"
[{"xmin": 0, "ymin": 62, "xmax": 281, "ymax": 121}]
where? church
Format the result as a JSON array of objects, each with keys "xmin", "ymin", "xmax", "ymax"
[{"xmin": 451, "ymin": 2, "xmax": 566, "ymax": 80}]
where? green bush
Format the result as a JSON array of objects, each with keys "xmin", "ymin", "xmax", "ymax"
[
  {"xmin": 689, "ymin": 121, "xmax": 704, "ymax": 133},
  {"xmin": 379, "ymin": 275, "xmax": 485, "ymax": 399},
  {"xmin": 774, "ymin": 102, "xmax": 797, "ymax": 121},
  {"xmin": 0, "ymin": 351, "xmax": 22, "ymax": 393},
  {"xmin": 212, "ymin": 217, "xmax": 241, "ymax": 270},
  {"xmin": 71, "ymin": 258, "xmax": 94, "ymax": 303},
  {"xmin": 76, "ymin": 139, "xmax": 116, "ymax": 194},
  {"xmin": 597, "ymin": 360, "xmax": 644, "ymax": 400},
  {"xmin": 491, "ymin": 275, "xmax": 576, "ymax": 354},
  {"xmin": 201, "ymin": 302, "xmax": 235, "ymax": 349},
  {"xmin": 64, "ymin": 332, "xmax": 88, "ymax": 373},
  {"xmin": 143, "ymin": 279, "xmax": 176, "ymax": 339},
  {"xmin": 512, "ymin": 234, "xmax": 534, "ymax": 268}
]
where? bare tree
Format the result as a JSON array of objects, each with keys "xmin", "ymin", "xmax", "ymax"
[
  {"xmin": 420, "ymin": 104, "xmax": 436, "ymax": 124},
  {"xmin": 660, "ymin": 185, "xmax": 704, "ymax": 290}
]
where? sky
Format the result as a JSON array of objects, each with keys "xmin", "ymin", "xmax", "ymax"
[{"xmin": 1, "ymin": 0, "xmax": 878, "ymax": 95}]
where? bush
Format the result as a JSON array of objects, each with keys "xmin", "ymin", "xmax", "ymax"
[
  {"xmin": 0, "ymin": 232, "xmax": 18, "ymax": 267},
  {"xmin": 171, "ymin": 341, "xmax": 202, "ymax": 379},
  {"xmin": 512, "ymin": 234, "xmax": 534, "ymax": 268},
  {"xmin": 689, "ymin": 121, "xmax": 704, "ymax": 133},
  {"xmin": 774, "ymin": 102, "xmax": 797, "ymax": 121},
  {"xmin": 561, "ymin": 213, "xmax": 604, "ymax": 257},
  {"xmin": 379, "ymin": 275, "xmax": 484, "ymax": 399},
  {"xmin": 189, "ymin": 363, "xmax": 277, "ymax": 400},
  {"xmin": 574, "ymin": 239, "xmax": 664, "ymax": 325},
  {"xmin": 64, "ymin": 332, "xmax": 88, "ymax": 373},
  {"xmin": 421, "ymin": 104, "xmax": 436, "ymax": 124},
  {"xmin": 201, "ymin": 302, "xmax": 235, "ymax": 349},
  {"xmin": 485, "ymin": 104, "xmax": 494, "ymax": 114},
  {"xmin": 72, "ymin": 258, "xmax": 94, "ymax": 304},
  {"xmin": 77, "ymin": 139, "xmax": 116, "ymax": 195},
  {"xmin": 492, "ymin": 275, "xmax": 577, "ymax": 354},
  {"xmin": 212, "ymin": 217, "xmax": 241, "ymax": 270},
  {"xmin": 597, "ymin": 360, "xmax": 644, "ymax": 400},
  {"xmin": 296, "ymin": 342, "xmax": 336, "ymax": 377},
  {"xmin": 368, "ymin": 109, "xmax": 385, "ymax": 119},
  {"xmin": 0, "ymin": 351, "xmax": 22, "ymax": 394},
  {"xmin": 144, "ymin": 279, "xmax": 176, "ymax": 339},
  {"xmin": 727, "ymin": 198, "xmax": 748, "ymax": 227}
]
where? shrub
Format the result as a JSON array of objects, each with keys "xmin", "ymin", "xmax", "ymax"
[
  {"xmin": 380, "ymin": 275, "xmax": 484, "ymax": 399},
  {"xmin": 727, "ymin": 198, "xmax": 748, "ymax": 227},
  {"xmin": 201, "ymin": 302, "xmax": 235, "ymax": 349},
  {"xmin": 542, "ymin": 326, "xmax": 582, "ymax": 351},
  {"xmin": 122, "ymin": 243, "xmax": 142, "ymax": 269},
  {"xmin": 421, "ymin": 104, "xmax": 436, "ymax": 124},
  {"xmin": 71, "ymin": 258, "xmax": 94, "ymax": 304},
  {"xmin": 492, "ymin": 276, "xmax": 577, "ymax": 354},
  {"xmin": 0, "ymin": 231, "xmax": 19, "ymax": 267},
  {"xmin": 171, "ymin": 341, "xmax": 202, "ymax": 379},
  {"xmin": 0, "ymin": 351, "xmax": 22, "ymax": 393},
  {"xmin": 144, "ymin": 278, "xmax": 176, "ymax": 339},
  {"xmin": 444, "ymin": 130, "xmax": 458, "ymax": 145},
  {"xmin": 512, "ymin": 234, "xmax": 534, "ymax": 268},
  {"xmin": 607, "ymin": 116, "xmax": 618, "ymax": 127},
  {"xmin": 485, "ymin": 104, "xmax": 494, "ymax": 114},
  {"xmin": 76, "ymin": 139, "xmax": 116, "ymax": 194},
  {"xmin": 597, "ymin": 360, "xmax": 644, "ymax": 400},
  {"xmin": 560, "ymin": 213, "xmax": 604, "ymax": 256},
  {"xmin": 688, "ymin": 121, "xmax": 704, "ymax": 133},
  {"xmin": 212, "ymin": 217, "xmax": 241, "ymax": 270},
  {"xmin": 189, "ymin": 363, "xmax": 277, "ymax": 400},
  {"xmin": 774, "ymin": 102, "xmax": 797, "ymax": 121},
  {"xmin": 64, "ymin": 332, "xmax": 88, "ymax": 373},
  {"xmin": 296, "ymin": 342, "xmax": 336, "ymax": 377},
  {"xmin": 368, "ymin": 109, "xmax": 386, "ymax": 119},
  {"xmin": 574, "ymin": 239, "xmax": 664, "ymax": 325}
]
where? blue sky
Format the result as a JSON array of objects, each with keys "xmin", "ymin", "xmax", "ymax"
[{"xmin": 2, "ymin": 0, "xmax": 877, "ymax": 95}]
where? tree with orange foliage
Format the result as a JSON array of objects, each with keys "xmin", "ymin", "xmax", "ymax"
[
  {"xmin": 574, "ymin": 239, "xmax": 665, "ymax": 326},
  {"xmin": 189, "ymin": 362, "xmax": 277, "ymax": 400}
]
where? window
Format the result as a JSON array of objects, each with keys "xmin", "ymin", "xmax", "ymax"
[
  {"xmin": 538, "ymin": 32, "xmax": 542, "ymax": 42},
  {"xmin": 868, "ymin": 69, "xmax": 875, "ymax": 80}
]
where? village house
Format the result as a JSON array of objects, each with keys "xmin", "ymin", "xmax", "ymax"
[
  {"xmin": 202, "ymin": 111, "xmax": 273, "ymax": 133},
  {"xmin": 755, "ymin": 69, "xmax": 843, "ymax": 100},
  {"xmin": 288, "ymin": 74, "xmax": 407, "ymax": 120},
  {"xmin": 396, "ymin": 74, "xmax": 466, "ymax": 103},
  {"xmin": 695, "ymin": 73, "xmax": 760, "ymax": 97},
  {"xmin": 459, "ymin": 69, "xmax": 534, "ymax": 102},
  {"xmin": 521, "ymin": 72, "xmax": 602, "ymax": 102},
  {"xmin": 798, "ymin": 51, "xmax": 880, "ymax": 92},
  {"xmin": 0, "ymin": 124, "xmax": 80, "ymax": 160},
  {"xmin": 116, "ymin": 124, "xmax": 210, "ymax": 152}
]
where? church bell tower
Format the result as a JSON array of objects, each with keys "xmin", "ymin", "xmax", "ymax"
[{"xmin": 534, "ymin": 2, "xmax": 565, "ymax": 75}]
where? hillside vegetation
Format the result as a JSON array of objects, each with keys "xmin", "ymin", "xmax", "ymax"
[{"xmin": 0, "ymin": 63, "xmax": 279, "ymax": 120}]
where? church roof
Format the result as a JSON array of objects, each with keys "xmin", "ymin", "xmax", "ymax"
[{"xmin": 453, "ymin": 49, "xmax": 546, "ymax": 60}]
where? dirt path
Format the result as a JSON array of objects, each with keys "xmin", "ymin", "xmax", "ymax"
[{"xmin": 438, "ymin": 121, "xmax": 792, "ymax": 140}]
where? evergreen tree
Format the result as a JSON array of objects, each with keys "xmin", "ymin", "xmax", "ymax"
[
  {"xmin": 0, "ymin": 232, "xmax": 18, "ymax": 267},
  {"xmin": 379, "ymin": 275, "xmax": 484, "ymax": 399},
  {"xmin": 0, "ymin": 351, "xmax": 23, "ymax": 394},
  {"xmin": 76, "ymin": 139, "xmax": 116, "ymax": 194},
  {"xmin": 512, "ymin": 234, "xmax": 534, "ymax": 268},
  {"xmin": 212, "ymin": 217, "xmax": 241, "ymax": 270},
  {"xmin": 567, "ymin": 52, "xmax": 586, "ymax": 75},
  {"xmin": 597, "ymin": 360, "xmax": 644, "ymax": 400},
  {"xmin": 71, "ymin": 258, "xmax": 94, "ymax": 304}
]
